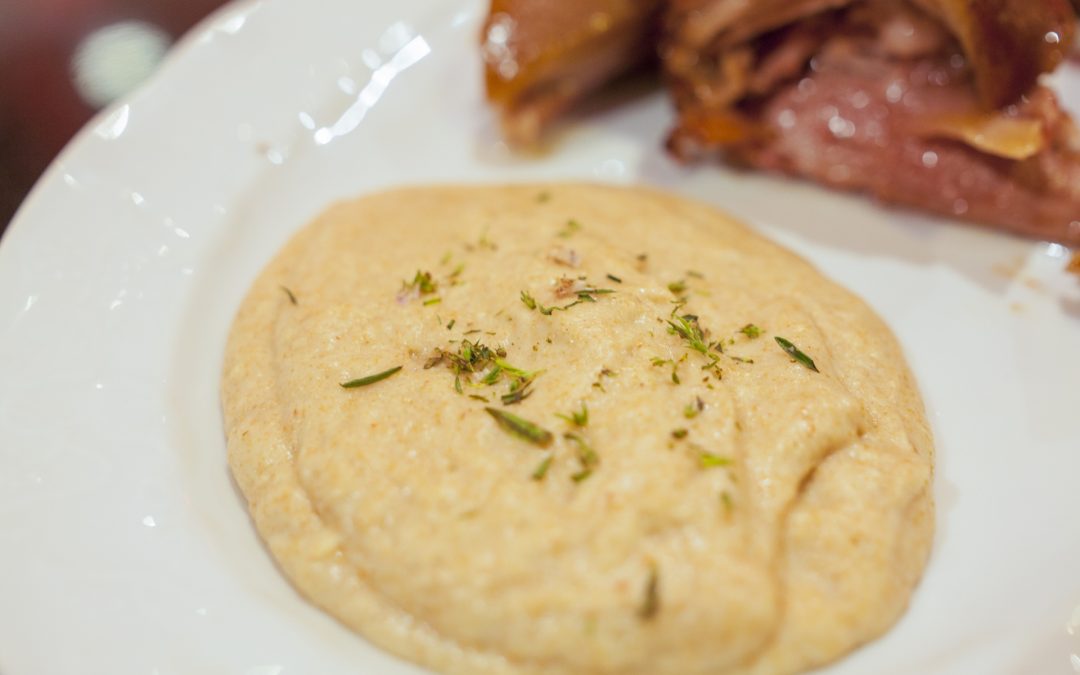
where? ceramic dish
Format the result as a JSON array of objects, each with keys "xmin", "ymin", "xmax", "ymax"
[{"xmin": 1, "ymin": 0, "xmax": 1079, "ymax": 673}]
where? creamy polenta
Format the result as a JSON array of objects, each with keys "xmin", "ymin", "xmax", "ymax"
[{"xmin": 222, "ymin": 184, "xmax": 933, "ymax": 675}]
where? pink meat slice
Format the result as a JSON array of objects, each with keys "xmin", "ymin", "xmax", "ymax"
[{"xmin": 723, "ymin": 48, "xmax": 1080, "ymax": 243}]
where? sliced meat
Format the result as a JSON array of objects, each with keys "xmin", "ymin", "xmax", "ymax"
[
  {"xmin": 481, "ymin": 0, "xmax": 662, "ymax": 144},
  {"xmin": 724, "ymin": 54, "xmax": 1080, "ymax": 242},
  {"xmin": 664, "ymin": 0, "xmax": 1080, "ymax": 243}
]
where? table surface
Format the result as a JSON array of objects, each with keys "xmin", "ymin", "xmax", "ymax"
[{"xmin": 0, "ymin": 0, "xmax": 231, "ymax": 235}]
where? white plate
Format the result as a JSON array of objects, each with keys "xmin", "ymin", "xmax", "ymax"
[{"xmin": 2, "ymin": 0, "xmax": 1079, "ymax": 673}]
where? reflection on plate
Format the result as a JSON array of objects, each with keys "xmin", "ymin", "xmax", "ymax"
[{"xmin": 0, "ymin": 0, "xmax": 1078, "ymax": 673}]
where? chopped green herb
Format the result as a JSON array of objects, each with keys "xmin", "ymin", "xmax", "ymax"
[
  {"xmin": 667, "ymin": 306, "xmax": 709, "ymax": 356},
  {"xmin": 558, "ymin": 218, "xmax": 582, "ymax": 238},
  {"xmin": 557, "ymin": 402, "xmax": 589, "ymax": 427},
  {"xmin": 501, "ymin": 377, "xmax": 535, "ymax": 405},
  {"xmin": 532, "ymin": 455, "xmax": 553, "ymax": 480},
  {"xmin": 686, "ymin": 270, "xmax": 705, "ymax": 279},
  {"xmin": 280, "ymin": 286, "xmax": 298, "ymax": 305},
  {"xmin": 728, "ymin": 355, "xmax": 754, "ymax": 364},
  {"xmin": 684, "ymin": 397, "xmax": 704, "ymax": 419},
  {"xmin": 774, "ymin": 336, "xmax": 819, "ymax": 372},
  {"xmin": 666, "ymin": 304, "xmax": 724, "ymax": 378},
  {"xmin": 651, "ymin": 356, "xmax": 683, "ymax": 384},
  {"xmin": 340, "ymin": 365, "xmax": 403, "ymax": 389},
  {"xmin": 454, "ymin": 375, "xmax": 464, "ymax": 394},
  {"xmin": 447, "ymin": 319, "xmax": 456, "ymax": 330},
  {"xmin": 565, "ymin": 432, "xmax": 599, "ymax": 483},
  {"xmin": 468, "ymin": 394, "xmax": 490, "ymax": 402},
  {"xmin": 521, "ymin": 284, "xmax": 615, "ymax": 315},
  {"xmin": 463, "ymin": 328, "xmax": 482, "ymax": 335},
  {"xmin": 639, "ymin": 565, "xmax": 660, "ymax": 620},
  {"xmin": 671, "ymin": 428, "xmax": 688, "ymax": 439},
  {"xmin": 565, "ymin": 432, "xmax": 599, "ymax": 467},
  {"xmin": 721, "ymin": 491, "xmax": 734, "ymax": 515},
  {"xmin": 667, "ymin": 280, "xmax": 687, "ymax": 295},
  {"xmin": 493, "ymin": 358, "xmax": 538, "ymax": 380},
  {"xmin": 402, "ymin": 270, "xmax": 437, "ymax": 296},
  {"xmin": 606, "ymin": 273, "xmax": 623, "ymax": 284},
  {"xmin": 485, "ymin": 408, "xmax": 553, "ymax": 447},
  {"xmin": 740, "ymin": 324, "xmax": 762, "ymax": 339},
  {"xmin": 439, "ymin": 251, "xmax": 453, "ymax": 265},
  {"xmin": 700, "ymin": 453, "xmax": 732, "ymax": 468},
  {"xmin": 423, "ymin": 297, "xmax": 442, "ymax": 306}
]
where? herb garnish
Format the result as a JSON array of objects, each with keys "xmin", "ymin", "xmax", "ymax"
[
  {"xmin": 700, "ymin": 453, "xmax": 732, "ymax": 468},
  {"xmin": 639, "ymin": 565, "xmax": 660, "ymax": 620},
  {"xmin": 403, "ymin": 270, "xmax": 437, "ymax": 295},
  {"xmin": 501, "ymin": 377, "xmax": 535, "ymax": 405},
  {"xmin": 667, "ymin": 306, "xmax": 709, "ymax": 356},
  {"xmin": 520, "ymin": 281, "xmax": 615, "ymax": 315},
  {"xmin": 651, "ymin": 356, "xmax": 683, "ymax": 384},
  {"xmin": 429, "ymin": 340, "xmax": 539, "ymax": 402},
  {"xmin": 686, "ymin": 270, "xmax": 705, "ymax": 279},
  {"xmin": 667, "ymin": 280, "xmax": 687, "ymax": 296},
  {"xmin": 774, "ymin": 336, "xmax": 818, "ymax": 372},
  {"xmin": 684, "ymin": 396, "xmax": 704, "ymax": 419},
  {"xmin": 558, "ymin": 218, "xmax": 582, "ymax": 238},
  {"xmin": 485, "ymin": 407, "xmax": 553, "ymax": 447},
  {"xmin": 593, "ymin": 367, "xmax": 616, "ymax": 392},
  {"xmin": 606, "ymin": 273, "xmax": 623, "ymax": 284},
  {"xmin": 557, "ymin": 402, "xmax": 589, "ymax": 427},
  {"xmin": 740, "ymin": 324, "xmax": 762, "ymax": 339},
  {"xmin": 423, "ymin": 297, "xmax": 442, "ymax": 306},
  {"xmin": 565, "ymin": 432, "xmax": 599, "ymax": 482},
  {"xmin": 532, "ymin": 455, "xmax": 553, "ymax": 480},
  {"xmin": 280, "ymin": 286, "xmax": 298, "ymax": 305},
  {"xmin": 340, "ymin": 365, "xmax": 403, "ymax": 388},
  {"xmin": 666, "ymin": 304, "xmax": 723, "ymax": 378},
  {"xmin": 447, "ymin": 319, "xmax": 456, "ymax": 330},
  {"xmin": 671, "ymin": 428, "xmax": 688, "ymax": 439}
]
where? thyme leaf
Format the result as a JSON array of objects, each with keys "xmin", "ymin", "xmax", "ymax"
[
  {"xmin": 639, "ymin": 565, "xmax": 660, "ymax": 620},
  {"xmin": 485, "ymin": 408, "xmax": 553, "ymax": 447},
  {"xmin": 556, "ymin": 403, "xmax": 589, "ymax": 427},
  {"xmin": 774, "ymin": 336, "xmax": 819, "ymax": 372},
  {"xmin": 340, "ymin": 365, "xmax": 403, "ymax": 389},
  {"xmin": 558, "ymin": 219, "xmax": 582, "ymax": 238},
  {"xmin": 699, "ymin": 453, "xmax": 732, "ymax": 468},
  {"xmin": 739, "ymin": 324, "xmax": 762, "ymax": 339},
  {"xmin": 532, "ymin": 455, "xmax": 553, "ymax": 480}
]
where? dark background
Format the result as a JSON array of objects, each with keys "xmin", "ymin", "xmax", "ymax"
[{"xmin": 0, "ymin": 0, "xmax": 230, "ymax": 235}]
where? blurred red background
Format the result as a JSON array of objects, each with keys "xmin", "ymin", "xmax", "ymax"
[{"xmin": 0, "ymin": 0, "xmax": 231, "ymax": 234}]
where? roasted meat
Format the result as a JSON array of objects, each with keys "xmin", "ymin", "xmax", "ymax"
[
  {"xmin": 665, "ymin": 0, "xmax": 1080, "ymax": 242},
  {"xmin": 481, "ymin": 0, "xmax": 662, "ymax": 144},
  {"xmin": 482, "ymin": 0, "xmax": 1080, "ymax": 244}
]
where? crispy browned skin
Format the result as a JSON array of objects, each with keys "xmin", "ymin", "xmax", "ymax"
[{"xmin": 481, "ymin": 0, "xmax": 661, "ymax": 144}]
